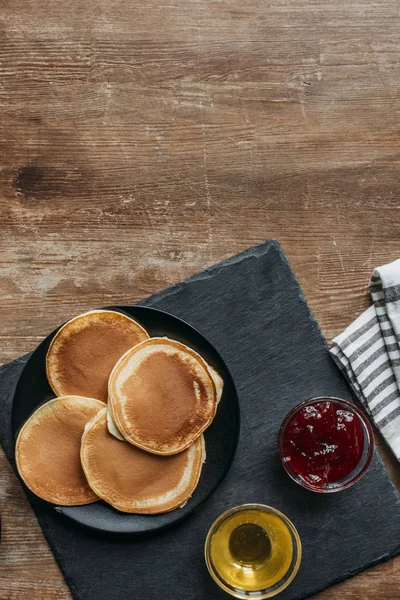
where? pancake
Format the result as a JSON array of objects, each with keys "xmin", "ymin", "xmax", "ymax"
[
  {"xmin": 15, "ymin": 396, "xmax": 104, "ymax": 505},
  {"xmin": 107, "ymin": 361, "xmax": 224, "ymax": 441},
  {"xmin": 208, "ymin": 365, "xmax": 224, "ymax": 405},
  {"xmin": 108, "ymin": 337, "xmax": 218, "ymax": 455},
  {"xmin": 46, "ymin": 309, "xmax": 149, "ymax": 402},
  {"xmin": 107, "ymin": 397, "xmax": 125, "ymax": 441},
  {"xmin": 81, "ymin": 408, "xmax": 205, "ymax": 514}
]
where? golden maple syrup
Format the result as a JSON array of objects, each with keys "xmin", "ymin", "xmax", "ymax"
[{"xmin": 206, "ymin": 505, "xmax": 301, "ymax": 598}]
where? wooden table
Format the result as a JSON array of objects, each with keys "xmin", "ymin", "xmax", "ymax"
[{"xmin": 1, "ymin": 0, "xmax": 400, "ymax": 597}]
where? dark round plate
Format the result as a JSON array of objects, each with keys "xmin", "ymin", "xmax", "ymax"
[{"xmin": 12, "ymin": 306, "xmax": 240, "ymax": 534}]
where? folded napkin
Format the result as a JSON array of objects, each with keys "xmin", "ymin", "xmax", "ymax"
[{"xmin": 330, "ymin": 258, "xmax": 400, "ymax": 459}]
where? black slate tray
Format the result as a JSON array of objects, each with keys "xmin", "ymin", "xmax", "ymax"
[{"xmin": 1, "ymin": 239, "xmax": 400, "ymax": 600}]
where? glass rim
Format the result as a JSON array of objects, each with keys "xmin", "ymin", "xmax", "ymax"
[
  {"xmin": 277, "ymin": 396, "xmax": 375, "ymax": 493},
  {"xmin": 204, "ymin": 503, "xmax": 302, "ymax": 599}
]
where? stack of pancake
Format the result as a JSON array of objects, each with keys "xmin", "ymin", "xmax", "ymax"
[{"xmin": 16, "ymin": 310, "xmax": 223, "ymax": 514}]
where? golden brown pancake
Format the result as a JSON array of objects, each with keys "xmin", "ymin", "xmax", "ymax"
[
  {"xmin": 107, "ymin": 361, "xmax": 224, "ymax": 441},
  {"xmin": 15, "ymin": 396, "xmax": 104, "ymax": 505},
  {"xmin": 46, "ymin": 310, "xmax": 149, "ymax": 402},
  {"xmin": 81, "ymin": 408, "xmax": 205, "ymax": 514},
  {"xmin": 108, "ymin": 337, "xmax": 218, "ymax": 455}
]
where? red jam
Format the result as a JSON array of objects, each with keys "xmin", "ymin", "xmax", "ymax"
[{"xmin": 282, "ymin": 400, "xmax": 364, "ymax": 487}]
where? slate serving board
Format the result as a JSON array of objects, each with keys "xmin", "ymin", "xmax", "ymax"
[{"xmin": 1, "ymin": 239, "xmax": 400, "ymax": 600}]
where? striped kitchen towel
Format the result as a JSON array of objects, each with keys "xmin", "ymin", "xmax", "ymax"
[{"xmin": 330, "ymin": 258, "xmax": 400, "ymax": 460}]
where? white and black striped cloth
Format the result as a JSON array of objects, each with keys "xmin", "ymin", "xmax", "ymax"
[{"xmin": 330, "ymin": 258, "xmax": 400, "ymax": 460}]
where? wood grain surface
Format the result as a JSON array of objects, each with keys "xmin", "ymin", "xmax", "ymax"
[{"xmin": 1, "ymin": 0, "xmax": 400, "ymax": 597}]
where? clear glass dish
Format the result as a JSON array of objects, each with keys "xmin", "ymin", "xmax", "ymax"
[
  {"xmin": 278, "ymin": 396, "xmax": 374, "ymax": 493},
  {"xmin": 204, "ymin": 504, "xmax": 302, "ymax": 599}
]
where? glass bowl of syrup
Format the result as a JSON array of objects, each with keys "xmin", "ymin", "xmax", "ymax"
[
  {"xmin": 204, "ymin": 504, "xmax": 302, "ymax": 599},
  {"xmin": 278, "ymin": 397, "xmax": 374, "ymax": 493}
]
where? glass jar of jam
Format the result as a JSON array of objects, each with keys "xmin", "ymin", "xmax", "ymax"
[{"xmin": 278, "ymin": 397, "xmax": 374, "ymax": 493}]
